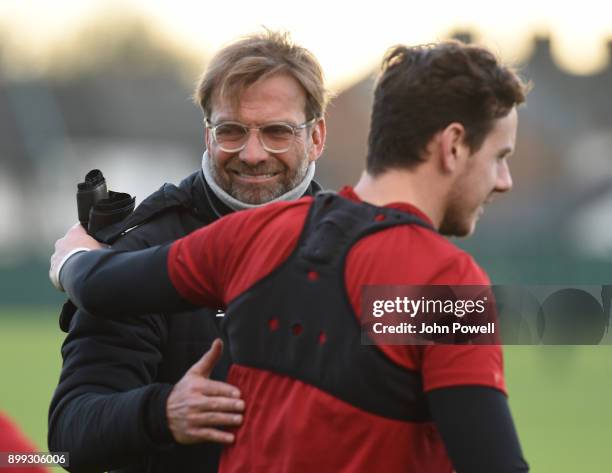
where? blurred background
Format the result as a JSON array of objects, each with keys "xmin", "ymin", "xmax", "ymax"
[{"xmin": 0, "ymin": 1, "xmax": 611, "ymax": 471}]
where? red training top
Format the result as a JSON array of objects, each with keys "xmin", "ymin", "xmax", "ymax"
[{"xmin": 168, "ymin": 187, "xmax": 505, "ymax": 473}]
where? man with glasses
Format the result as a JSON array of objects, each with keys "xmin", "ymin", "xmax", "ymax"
[{"xmin": 48, "ymin": 30, "xmax": 328, "ymax": 473}]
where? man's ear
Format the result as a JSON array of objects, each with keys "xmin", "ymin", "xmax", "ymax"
[
  {"xmin": 440, "ymin": 122, "xmax": 467, "ymax": 173},
  {"xmin": 204, "ymin": 125, "xmax": 212, "ymax": 151},
  {"xmin": 309, "ymin": 118, "xmax": 327, "ymax": 162}
]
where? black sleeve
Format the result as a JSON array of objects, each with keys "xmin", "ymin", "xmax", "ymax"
[
  {"xmin": 60, "ymin": 244, "xmax": 197, "ymax": 319},
  {"xmin": 48, "ymin": 209, "xmax": 214, "ymax": 473},
  {"xmin": 426, "ymin": 386, "xmax": 529, "ymax": 473},
  {"xmin": 48, "ymin": 310, "xmax": 175, "ymax": 472}
]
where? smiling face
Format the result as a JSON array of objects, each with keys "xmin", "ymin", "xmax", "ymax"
[
  {"xmin": 440, "ymin": 108, "xmax": 518, "ymax": 237},
  {"xmin": 205, "ymin": 73, "xmax": 325, "ymax": 204}
]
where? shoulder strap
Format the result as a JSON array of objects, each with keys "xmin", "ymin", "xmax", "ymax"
[{"xmin": 298, "ymin": 191, "xmax": 434, "ymax": 266}]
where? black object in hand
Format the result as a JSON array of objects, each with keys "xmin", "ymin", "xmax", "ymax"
[
  {"xmin": 77, "ymin": 169, "xmax": 109, "ymax": 229},
  {"xmin": 76, "ymin": 169, "xmax": 136, "ymax": 236},
  {"xmin": 60, "ymin": 170, "xmax": 136, "ymax": 332}
]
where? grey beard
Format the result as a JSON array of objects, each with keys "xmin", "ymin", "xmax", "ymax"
[{"xmin": 201, "ymin": 151, "xmax": 316, "ymax": 211}]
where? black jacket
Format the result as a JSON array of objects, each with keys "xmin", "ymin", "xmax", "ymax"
[{"xmin": 48, "ymin": 170, "xmax": 322, "ymax": 473}]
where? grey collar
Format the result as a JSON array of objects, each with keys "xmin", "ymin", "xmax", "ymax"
[{"xmin": 201, "ymin": 151, "xmax": 316, "ymax": 211}]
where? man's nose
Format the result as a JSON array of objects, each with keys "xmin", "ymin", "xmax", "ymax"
[
  {"xmin": 238, "ymin": 129, "xmax": 269, "ymax": 166},
  {"xmin": 495, "ymin": 161, "xmax": 513, "ymax": 193}
]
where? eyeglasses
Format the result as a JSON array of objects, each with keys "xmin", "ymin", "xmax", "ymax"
[{"xmin": 205, "ymin": 117, "xmax": 318, "ymax": 154}]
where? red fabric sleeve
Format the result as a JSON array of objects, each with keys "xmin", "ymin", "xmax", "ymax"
[
  {"xmin": 421, "ymin": 344, "xmax": 505, "ymax": 394},
  {"xmin": 167, "ymin": 199, "xmax": 310, "ymax": 309},
  {"xmin": 346, "ymin": 227, "xmax": 506, "ymax": 395},
  {"xmin": 167, "ymin": 213, "xmax": 243, "ymax": 309},
  {"xmin": 0, "ymin": 412, "xmax": 50, "ymax": 473}
]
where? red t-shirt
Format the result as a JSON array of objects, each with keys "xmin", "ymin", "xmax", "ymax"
[
  {"xmin": 168, "ymin": 187, "xmax": 505, "ymax": 473},
  {"xmin": 0, "ymin": 412, "xmax": 50, "ymax": 473}
]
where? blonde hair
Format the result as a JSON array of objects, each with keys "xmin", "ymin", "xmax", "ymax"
[{"xmin": 194, "ymin": 29, "xmax": 330, "ymax": 120}]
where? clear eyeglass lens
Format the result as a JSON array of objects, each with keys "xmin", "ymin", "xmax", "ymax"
[
  {"xmin": 215, "ymin": 124, "xmax": 246, "ymax": 144},
  {"xmin": 214, "ymin": 123, "xmax": 296, "ymax": 152},
  {"xmin": 260, "ymin": 124, "xmax": 295, "ymax": 150}
]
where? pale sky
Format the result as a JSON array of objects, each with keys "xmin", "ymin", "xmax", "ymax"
[{"xmin": 1, "ymin": 0, "xmax": 611, "ymax": 90}]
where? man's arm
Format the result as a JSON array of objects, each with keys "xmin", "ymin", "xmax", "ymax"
[
  {"xmin": 49, "ymin": 217, "xmax": 242, "ymax": 472},
  {"xmin": 48, "ymin": 309, "xmax": 176, "ymax": 472},
  {"xmin": 51, "ymin": 220, "xmax": 224, "ymax": 318},
  {"xmin": 59, "ymin": 243, "xmax": 194, "ymax": 318},
  {"xmin": 426, "ymin": 386, "xmax": 529, "ymax": 473},
  {"xmin": 49, "ymin": 321, "xmax": 241, "ymax": 472}
]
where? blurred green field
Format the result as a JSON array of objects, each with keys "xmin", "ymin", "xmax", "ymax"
[
  {"xmin": 0, "ymin": 307, "xmax": 65, "ymax": 471},
  {"xmin": 1, "ymin": 307, "xmax": 611, "ymax": 472}
]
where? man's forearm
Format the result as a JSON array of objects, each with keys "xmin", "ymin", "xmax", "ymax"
[
  {"xmin": 60, "ymin": 245, "xmax": 194, "ymax": 318},
  {"xmin": 427, "ymin": 386, "xmax": 529, "ymax": 473},
  {"xmin": 49, "ymin": 385, "xmax": 174, "ymax": 472},
  {"xmin": 48, "ymin": 307, "xmax": 175, "ymax": 472}
]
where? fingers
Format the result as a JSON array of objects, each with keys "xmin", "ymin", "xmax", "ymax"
[
  {"xmin": 181, "ymin": 428, "xmax": 236, "ymax": 445},
  {"xmin": 202, "ymin": 396, "xmax": 245, "ymax": 413},
  {"xmin": 188, "ymin": 411, "xmax": 243, "ymax": 428},
  {"xmin": 166, "ymin": 369, "xmax": 245, "ymax": 445},
  {"xmin": 167, "ymin": 340, "xmax": 246, "ymax": 445},
  {"xmin": 180, "ymin": 368, "xmax": 241, "ymax": 397},
  {"xmin": 190, "ymin": 378, "xmax": 241, "ymax": 398},
  {"xmin": 185, "ymin": 395, "xmax": 245, "ymax": 413},
  {"xmin": 189, "ymin": 339, "xmax": 224, "ymax": 378},
  {"xmin": 166, "ymin": 392, "xmax": 245, "ymax": 445}
]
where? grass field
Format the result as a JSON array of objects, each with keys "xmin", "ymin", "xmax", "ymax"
[
  {"xmin": 1, "ymin": 307, "xmax": 611, "ymax": 472},
  {"xmin": 0, "ymin": 308, "xmax": 66, "ymax": 471}
]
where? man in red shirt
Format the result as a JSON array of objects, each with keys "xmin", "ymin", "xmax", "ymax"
[{"xmin": 51, "ymin": 41, "xmax": 530, "ymax": 472}]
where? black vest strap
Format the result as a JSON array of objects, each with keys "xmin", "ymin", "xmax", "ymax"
[{"xmin": 223, "ymin": 192, "xmax": 436, "ymax": 421}]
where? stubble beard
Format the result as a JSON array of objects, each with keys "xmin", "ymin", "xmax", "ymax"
[
  {"xmin": 439, "ymin": 207, "xmax": 477, "ymax": 237},
  {"xmin": 210, "ymin": 148, "xmax": 311, "ymax": 205},
  {"xmin": 438, "ymin": 180, "xmax": 481, "ymax": 238}
]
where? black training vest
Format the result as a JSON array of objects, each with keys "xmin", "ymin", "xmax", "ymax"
[{"xmin": 222, "ymin": 192, "xmax": 437, "ymax": 422}]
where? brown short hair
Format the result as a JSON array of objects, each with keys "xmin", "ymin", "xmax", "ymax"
[
  {"xmin": 366, "ymin": 40, "xmax": 530, "ymax": 175},
  {"xmin": 195, "ymin": 30, "xmax": 329, "ymax": 120}
]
